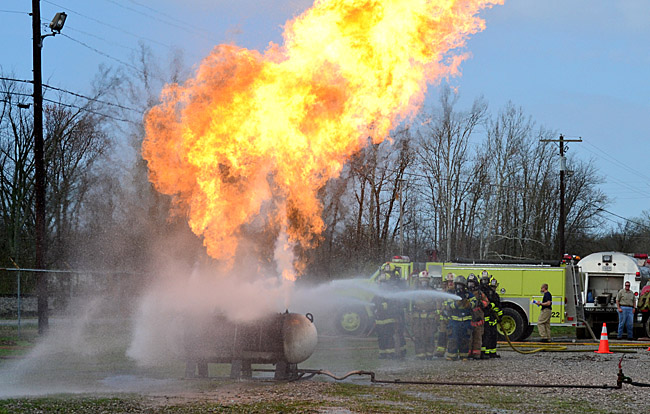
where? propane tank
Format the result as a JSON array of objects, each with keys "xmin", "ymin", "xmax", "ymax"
[
  {"xmin": 282, "ymin": 312, "xmax": 318, "ymax": 364},
  {"xmin": 184, "ymin": 311, "xmax": 318, "ymax": 377}
]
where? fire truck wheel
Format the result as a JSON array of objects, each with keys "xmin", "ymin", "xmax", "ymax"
[
  {"xmin": 523, "ymin": 324, "xmax": 534, "ymax": 340},
  {"xmin": 497, "ymin": 307, "xmax": 525, "ymax": 342},
  {"xmin": 335, "ymin": 305, "xmax": 370, "ymax": 336}
]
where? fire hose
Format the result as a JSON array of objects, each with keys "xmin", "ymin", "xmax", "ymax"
[
  {"xmin": 496, "ymin": 319, "xmax": 643, "ymax": 353},
  {"xmin": 291, "ymin": 354, "xmax": 650, "ymax": 389},
  {"xmin": 498, "ymin": 322, "xmax": 566, "ymax": 353},
  {"xmin": 617, "ymin": 356, "xmax": 650, "ymax": 387},
  {"xmin": 296, "ymin": 368, "xmax": 621, "ymax": 389}
]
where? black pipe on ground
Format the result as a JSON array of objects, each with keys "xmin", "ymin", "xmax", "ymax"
[{"xmin": 299, "ymin": 369, "xmax": 621, "ymax": 389}]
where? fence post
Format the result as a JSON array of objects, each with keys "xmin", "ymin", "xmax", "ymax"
[{"xmin": 17, "ymin": 270, "xmax": 21, "ymax": 338}]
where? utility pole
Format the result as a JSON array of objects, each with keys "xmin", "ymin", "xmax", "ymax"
[
  {"xmin": 398, "ymin": 179, "xmax": 405, "ymax": 255},
  {"xmin": 31, "ymin": 3, "xmax": 66, "ymax": 334},
  {"xmin": 32, "ymin": 0, "xmax": 48, "ymax": 335},
  {"xmin": 540, "ymin": 134, "xmax": 582, "ymax": 259}
]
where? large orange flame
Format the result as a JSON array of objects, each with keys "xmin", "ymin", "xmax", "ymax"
[{"xmin": 143, "ymin": 0, "xmax": 502, "ymax": 274}]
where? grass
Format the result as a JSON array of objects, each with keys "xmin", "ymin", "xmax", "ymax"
[
  {"xmin": 0, "ymin": 396, "xmax": 148, "ymax": 414},
  {"xmin": 0, "ymin": 386, "xmax": 616, "ymax": 414},
  {"xmin": 0, "ymin": 320, "xmax": 630, "ymax": 413},
  {"xmin": 0, "ymin": 325, "xmax": 38, "ymax": 358},
  {"xmin": 528, "ymin": 325, "xmax": 577, "ymax": 339}
]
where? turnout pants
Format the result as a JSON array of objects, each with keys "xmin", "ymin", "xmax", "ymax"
[
  {"xmin": 412, "ymin": 315, "xmax": 436, "ymax": 359},
  {"xmin": 376, "ymin": 322, "xmax": 396, "ymax": 359},
  {"xmin": 469, "ymin": 323, "xmax": 484, "ymax": 358},
  {"xmin": 482, "ymin": 321, "xmax": 498, "ymax": 356},
  {"xmin": 446, "ymin": 320, "xmax": 471, "ymax": 360},
  {"xmin": 435, "ymin": 320, "xmax": 448, "ymax": 357}
]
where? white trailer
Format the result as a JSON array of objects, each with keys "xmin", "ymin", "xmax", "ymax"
[{"xmin": 578, "ymin": 251, "xmax": 650, "ymax": 337}]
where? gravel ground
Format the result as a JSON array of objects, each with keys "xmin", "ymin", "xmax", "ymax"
[
  {"xmin": 138, "ymin": 336, "xmax": 650, "ymax": 413},
  {"xmin": 2, "ymin": 332, "xmax": 649, "ymax": 413}
]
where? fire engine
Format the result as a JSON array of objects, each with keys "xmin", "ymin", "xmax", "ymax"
[
  {"xmin": 426, "ymin": 257, "xmax": 585, "ymax": 341},
  {"xmin": 334, "ymin": 256, "xmax": 414, "ymax": 336},
  {"xmin": 334, "ymin": 252, "xmax": 650, "ymax": 340},
  {"xmin": 577, "ymin": 251, "xmax": 650, "ymax": 338}
]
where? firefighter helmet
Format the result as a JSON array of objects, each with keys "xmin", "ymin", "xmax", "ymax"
[
  {"xmin": 446, "ymin": 272, "xmax": 455, "ymax": 282},
  {"xmin": 467, "ymin": 273, "xmax": 478, "ymax": 289},
  {"xmin": 430, "ymin": 277, "xmax": 442, "ymax": 289},
  {"xmin": 489, "ymin": 278, "xmax": 499, "ymax": 289},
  {"xmin": 416, "ymin": 270, "xmax": 430, "ymax": 288},
  {"xmin": 480, "ymin": 271, "xmax": 490, "ymax": 285},
  {"xmin": 453, "ymin": 275, "xmax": 467, "ymax": 286}
]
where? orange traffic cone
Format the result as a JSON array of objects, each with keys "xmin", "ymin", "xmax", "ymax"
[{"xmin": 594, "ymin": 323, "xmax": 613, "ymax": 354}]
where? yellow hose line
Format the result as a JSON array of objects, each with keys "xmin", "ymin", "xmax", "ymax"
[
  {"xmin": 499, "ymin": 342, "xmax": 649, "ymax": 348},
  {"xmin": 497, "ymin": 322, "xmax": 567, "ymax": 354},
  {"xmin": 496, "ymin": 324, "xmax": 639, "ymax": 353}
]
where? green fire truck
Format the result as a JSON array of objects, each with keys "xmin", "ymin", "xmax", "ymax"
[{"xmin": 334, "ymin": 255, "xmax": 585, "ymax": 341}]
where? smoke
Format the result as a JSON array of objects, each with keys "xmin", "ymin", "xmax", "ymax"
[
  {"xmin": 0, "ymin": 0, "xmax": 504, "ymax": 397},
  {"xmin": 126, "ymin": 260, "xmax": 295, "ymax": 366}
]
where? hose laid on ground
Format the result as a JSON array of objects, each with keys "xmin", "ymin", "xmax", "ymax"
[
  {"xmin": 497, "ymin": 320, "xmax": 641, "ymax": 353},
  {"xmin": 300, "ymin": 368, "xmax": 621, "ymax": 389},
  {"xmin": 618, "ymin": 355, "xmax": 650, "ymax": 388},
  {"xmin": 497, "ymin": 320, "xmax": 567, "ymax": 353}
]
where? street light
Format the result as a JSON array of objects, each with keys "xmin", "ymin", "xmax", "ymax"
[
  {"xmin": 31, "ymin": 3, "xmax": 67, "ymax": 334},
  {"xmin": 49, "ymin": 12, "xmax": 67, "ymax": 33}
]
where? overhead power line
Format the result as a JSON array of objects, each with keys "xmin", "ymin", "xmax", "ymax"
[
  {"xmin": 0, "ymin": 76, "xmax": 33, "ymax": 84},
  {"xmin": 59, "ymin": 33, "xmax": 140, "ymax": 72},
  {"xmin": 1, "ymin": 91, "xmax": 137, "ymax": 123},
  {"xmin": 0, "ymin": 77, "xmax": 143, "ymax": 114},
  {"xmin": 0, "ymin": 90, "xmax": 32, "ymax": 98},
  {"xmin": 104, "ymin": 0, "xmax": 215, "ymax": 42},
  {"xmin": 0, "ymin": 9, "xmax": 29, "ymax": 15},
  {"xmin": 594, "ymin": 207, "xmax": 650, "ymax": 230},
  {"xmin": 126, "ymin": 0, "xmax": 214, "ymax": 37},
  {"xmin": 582, "ymin": 140, "xmax": 650, "ymax": 185},
  {"xmin": 42, "ymin": 83, "xmax": 143, "ymax": 114},
  {"xmin": 62, "ymin": 25, "xmax": 141, "ymax": 55},
  {"xmin": 43, "ymin": 0, "xmax": 176, "ymax": 50},
  {"xmin": 41, "ymin": 97, "xmax": 135, "ymax": 124}
]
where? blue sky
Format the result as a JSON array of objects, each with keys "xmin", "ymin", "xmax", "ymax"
[{"xmin": 2, "ymin": 0, "xmax": 649, "ymax": 227}]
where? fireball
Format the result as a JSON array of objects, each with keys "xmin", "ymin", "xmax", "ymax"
[{"xmin": 142, "ymin": 0, "xmax": 501, "ymax": 275}]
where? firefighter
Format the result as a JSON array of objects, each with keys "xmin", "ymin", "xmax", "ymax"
[
  {"xmin": 481, "ymin": 275, "xmax": 503, "ymax": 358},
  {"xmin": 444, "ymin": 275, "xmax": 476, "ymax": 361},
  {"xmin": 380, "ymin": 263, "xmax": 392, "ymax": 280},
  {"xmin": 467, "ymin": 273, "xmax": 489, "ymax": 359},
  {"xmin": 373, "ymin": 272, "xmax": 398, "ymax": 359},
  {"xmin": 411, "ymin": 270, "xmax": 437, "ymax": 360},
  {"xmin": 372, "ymin": 270, "xmax": 406, "ymax": 359},
  {"xmin": 434, "ymin": 273, "xmax": 455, "ymax": 357},
  {"xmin": 390, "ymin": 271, "xmax": 408, "ymax": 358}
]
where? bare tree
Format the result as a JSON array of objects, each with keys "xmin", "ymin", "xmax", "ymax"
[
  {"xmin": 0, "ymin": 80, "xmax": 35, "ymax": 273},
  {"xmin": 416, "ymin": 86, "xmax": 487, "ymax": 260},
  {"xmin": 43, "ymin": 101, "xmax": 112, "ymax": 267}
]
